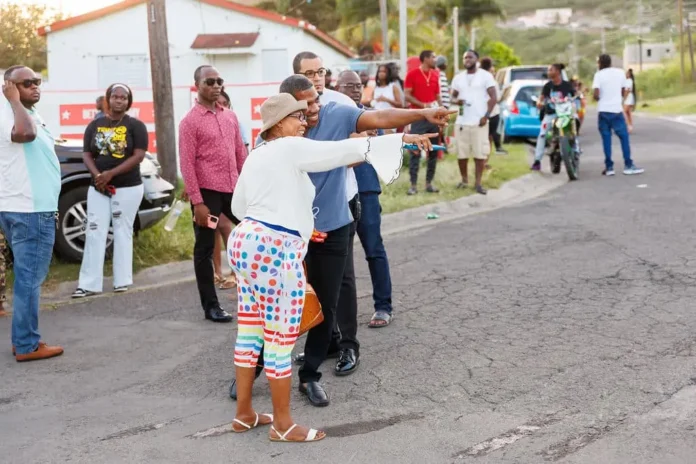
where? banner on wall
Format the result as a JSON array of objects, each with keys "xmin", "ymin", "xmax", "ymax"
[{"xmin": 59, "ymin": 102, "xmax": 155, "ymax": 126}]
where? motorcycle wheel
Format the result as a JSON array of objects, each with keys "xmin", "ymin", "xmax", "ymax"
[{"xmin": 560, "ymin": 136, "xmax": 578, "ymax": 181}]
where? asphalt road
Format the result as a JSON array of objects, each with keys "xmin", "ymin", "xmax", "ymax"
[{"xmin": 2, "ymin": 114, "xmax": 696, "ymax": 464}]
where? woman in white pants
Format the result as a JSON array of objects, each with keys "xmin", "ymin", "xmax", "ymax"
[{"xmin": 72, "ymin": 84, "xmax": 148, "ymax": 298}]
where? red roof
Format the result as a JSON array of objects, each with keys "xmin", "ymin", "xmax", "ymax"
[
  {"xmin": 191, "ymin": 32, "xmax": 259, "ymax": 49},
  {"xmin": 38, "ymin": 0, "xmax": 355, "ymax": 58}
]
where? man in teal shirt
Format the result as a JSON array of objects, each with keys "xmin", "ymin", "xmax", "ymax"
[{"xmin": 0, "ymin": 66, "xmax": 64, "ymax": 362}]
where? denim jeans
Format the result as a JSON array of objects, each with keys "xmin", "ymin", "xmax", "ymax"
[
  {"xmin": 0, "ymin": 211, "xmax": 56, "ymax": 355},
  {"xmin": 598, "ymin": 112, "xmax": 633, "ymax": 170},
  {"xmin": 356, "ymin": 192, "xmax": 393, "ymax": 314}
]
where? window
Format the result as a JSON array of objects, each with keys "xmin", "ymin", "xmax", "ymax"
[
  {"xmin": 261, "ymin": 49, "xmax": 288, "ymax": 82},
  {"xmin": 97, "ymin": 55, "xmax": 148, "ymax": 89}
]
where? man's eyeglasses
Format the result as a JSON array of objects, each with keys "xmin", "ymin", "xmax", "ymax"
[
  {"xmin": 339, "ymin": 83, "xmax": 363, "ymax": 90},
  {"xmin": 14, "ymin": 78, "xmax": 42, "ymax": 88},
  {"xmin": 202, "ymin": 77, "xmax": 224, "ymax": 87},
  {"xmin": 301, "ymin": 68, "xmax": 326, "ymax": 79}
]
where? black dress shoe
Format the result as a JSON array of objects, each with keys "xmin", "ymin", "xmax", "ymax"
[
  {"xmin": 299, "ymin": 381, "xmax": 329, "ymax": 407},
  {"xmin": 229, "ymin": 368, "xmax": 264, "ymax": 400},
  {"xmin": 205, "ymin": 307, "xmax": 233, "ymax": 323},
  {"xmin": 335, "ymin": 348, "xmax": 360, "ymax": 376},
  {"xmin": 293, "ymin": 350, "xmax": 340, "ymax": 365}
]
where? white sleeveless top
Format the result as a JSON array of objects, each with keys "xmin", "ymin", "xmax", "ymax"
[{"xmin": 373, "ymin": 83, "xmax": 397, "ymax": 110}]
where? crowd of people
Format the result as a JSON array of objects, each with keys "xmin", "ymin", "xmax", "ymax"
[{"xmin": 0, "ymin": 45, "xmax": 645, "ymax": 443}]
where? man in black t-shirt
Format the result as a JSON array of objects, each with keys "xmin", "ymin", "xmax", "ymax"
[{"xmin": 531, "ymin": 64, "xmax": 575, "ymax": 171}]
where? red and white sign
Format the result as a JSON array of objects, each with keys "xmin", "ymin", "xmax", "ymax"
[
  {"xmin": 250, "ymin": 97, "xmax": 268, "ymax": 121},
  {"xmin": 59, "ymin": 102, "xmax": 155, "ymax": 126},
  {"xmin": 61, "ymin": 131, "xmax": 158, "ymax": 154},
  {"xmin": 251, "ymin": 128, "xmax": 262, "ymax": 147}
]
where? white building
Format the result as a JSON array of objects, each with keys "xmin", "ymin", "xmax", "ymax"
[
  {"xmin": 501, "ymin": 8, "xmax": 574, "ymax": 29},
  {"xmin": 37, "ymin": 0, "xmax": 355, "ymax": 150},
  {"xmin": 623, "ymin": 41, "xmax": 675, "ymax": 72}
]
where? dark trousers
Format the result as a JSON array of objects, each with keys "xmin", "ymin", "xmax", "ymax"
[
  {"xmin": 334, "ymin": 196, "xmax": 361, "ymax": 354},
  {"xmin": 356, "ymin": 192, "xmax": 392, "ymax": 314},
  {"xmin": 191, "ymin": 188, "xmax": 238, "ymax": 312},
  {"xmin": 298, "ymin": 223, "xmax": 352, "ymax": 383},
  {"xmin": 409, "ymin": 120, "xmax": 439, "ymax": 185},
  {"xmin": 489, "ymin": 115, "xmax": 502, "ymax": 150}
]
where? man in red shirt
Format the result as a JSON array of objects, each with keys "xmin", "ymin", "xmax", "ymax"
[
  {"xmin": 404, "ymin": 50, "xmax": 442, "ymax": 195},
  {"xmin": 179, "ymin": 65, "xmax": 247, "ymax": 323}
]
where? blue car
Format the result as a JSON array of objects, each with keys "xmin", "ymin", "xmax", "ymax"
[{"xmin": 498, "ymin": 79, "xmax": 546, "ymax": 143}]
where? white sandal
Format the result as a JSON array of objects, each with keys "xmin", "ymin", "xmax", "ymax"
[
  {"xmin": 270, "ymin": 424, "xmax": 325, "ymax": 443},
  {"xmin": 231, "ymin": 413, "xmax": 273, "ymax": 433}
]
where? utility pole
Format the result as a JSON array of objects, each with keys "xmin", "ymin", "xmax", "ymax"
[
  {"xmin": 679, "ymin": 0, "xmax": 686, "ymax": 82},
  {"xmin": 688, "ymin": 18, "xmax": 696, "ymax": 81},
  {"xmin": 638, "ymin": 37, "xmax": 643, "ymax": 72},
  {"xmin": 470, "ymin": 27, "xmax": 476, "ymax": 50},
  {"xmin": 147, "ymin": 0, "xmax": 177, "ymax": 184},
  {"xmin": 399, "ymin": 0, "xmax": 407, "ymax": 76},
  {"xmin": 453, "ymin": 7, "xmax": 459, "ymax": 73},
  {"xmin": 571, "ymin": 24, "xmax": 578, "ymax": 73},
  {"xmin": 379, "ymin": 0, "xmax": 389, "ymax": 59}
]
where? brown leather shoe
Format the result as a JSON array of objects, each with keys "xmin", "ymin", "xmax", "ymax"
[
  {"xmin": 15, "ymin": 343, "xmax": 63, "ymax": 362},
  {"xmin": 12, "ymin": 341, "xmax": 45, "ymax": 356}
]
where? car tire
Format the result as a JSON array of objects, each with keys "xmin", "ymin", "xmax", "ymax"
[{"xmin": 55, "ymin": 185, "xmax": 113, "ymax": 263}]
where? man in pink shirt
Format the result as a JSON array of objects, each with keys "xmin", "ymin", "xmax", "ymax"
[{"xmin": 179, "ymin": 65, "xmax": 247, "ymax": 323}]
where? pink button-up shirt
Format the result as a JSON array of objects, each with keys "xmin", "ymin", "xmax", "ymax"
[{"xmin": 178, "ymin": 102, "xmax": 247, "ymax": 205}]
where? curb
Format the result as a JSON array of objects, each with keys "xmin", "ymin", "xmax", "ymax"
[
  {"xmin": 636, "ymin": 112, "xmax": 696, "ymax": 129},
  {"xmin": 34, "ymin": 173, "xmax": 566, "ymax": 309}
]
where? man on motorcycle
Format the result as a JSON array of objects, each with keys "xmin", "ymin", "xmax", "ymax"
[{"xmin": 531, "ymin": 63, "xmax": 576, "ymax": 171}]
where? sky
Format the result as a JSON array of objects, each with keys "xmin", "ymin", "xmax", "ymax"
[{"xmin": 5, "ymin": 0, "xmax": 120, "ymax": 16}]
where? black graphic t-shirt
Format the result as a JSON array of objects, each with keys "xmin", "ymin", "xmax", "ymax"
[
  {"xmin": 83, "ymin": 114, "xmax": 148, "ymax": 188},
  {"xmin": 541, "ymin": 80, "xmax": 576, "ymax": 115}
]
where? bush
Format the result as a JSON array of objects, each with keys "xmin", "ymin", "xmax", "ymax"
[{"xmin": 636, "ymin": 60, "xmax": 696, "ymax": 100}]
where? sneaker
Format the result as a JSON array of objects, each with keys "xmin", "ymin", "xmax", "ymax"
[
  {"xmin": 456, "ymin": 181, "xmax": 468, "ymax": 189},
  {"xmin": 496, "ymin": 148, "xmax": 509, "ymax": 155},
  {"xmin": 113, "ymin": 286, "xmax": 129, "ymax": 293},
  {"xmin": 425, "ymin": 185, "xmax": 439, "ymax": 193},
  {"xmin": 475, "ymin": 185, "xmax": 487, "ymax": 195},
  {"xmin": 71, "ymin": 288, "xmax": 95, "ymax": 299},
  {"xmin": 623, "ymin": 166, "xmax": 644, "ymax": 175},
  {"xmin": 407, "ymin": 187, "xmax": 417, "ymax": 196},
  {"xmin": 602, "ymin": 169, "xmax": 615, "ymax": 176},
  {"xmin": 531, "ymin": 161, "xmax": 541, "ymax": 171}
]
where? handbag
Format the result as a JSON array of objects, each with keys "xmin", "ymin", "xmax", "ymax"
[{"xmin": 299, "ymin": 262, "xmax": 323, "ymax": 335}]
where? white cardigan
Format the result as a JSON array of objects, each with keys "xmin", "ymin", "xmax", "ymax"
[{"xmin": 232, "ymin": 133, "xmax": 404, "ymax": 242}]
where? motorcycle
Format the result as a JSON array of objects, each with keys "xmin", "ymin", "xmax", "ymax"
[{"xmin": 544, "ymin": 98, "xmax": 579, "ymax": 181}]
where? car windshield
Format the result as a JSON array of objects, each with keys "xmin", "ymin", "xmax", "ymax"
[
  {"xmin": 515, "ymin": 86, "xmax": 543, "ymax": 105},
  {"xmin": 511, "ymin": 68, "xmax": 547, "ymax": 81}
]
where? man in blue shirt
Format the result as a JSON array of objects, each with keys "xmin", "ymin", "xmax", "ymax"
[{"xmin": 281, "ymin": 74, "xmax": 452, "ymax": 406}]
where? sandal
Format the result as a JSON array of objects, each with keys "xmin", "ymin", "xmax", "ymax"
[
  {"xmin": 231, "ymin": 413, "xmax": 273, "ymax": 433},
  {"xmin": 368, "ymin": 311, "xmax": 392, "ymax": 328},
  {"xmin": 270, "ymin": 424, "xmax": 325, "ymax": 443},
  {"xmin": 214, "ymin": 274, "xmax": 224, "ymax": 285},
  {"xmin": 219, "ymin": 275, "xmax": 237, "ymax": 290}
]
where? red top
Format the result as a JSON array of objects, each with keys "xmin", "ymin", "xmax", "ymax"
[
  {"xmin": 178, "ymin": 102, "xmax": 247, "ymax": 205},
  {"xmin": 404, "ymin": 67, "xmax": 440, "ymax": 109}
]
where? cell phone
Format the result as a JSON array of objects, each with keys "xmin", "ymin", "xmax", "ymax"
[
  {"xmin": 403, "ymin": 144, "xmax": 446, "ymax": 151},
  {"xmin": 207, "ymin": 214, "xmax": 219, "ymax": 229}
]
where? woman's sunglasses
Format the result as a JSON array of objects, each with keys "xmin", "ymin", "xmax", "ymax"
[
  {"xmin": 14, "ymin": 78, "xmax": 42, "ymax": 88},
  {"xmin": 203, "ymin": 77, "xmax": 224, "ymax": 87}
]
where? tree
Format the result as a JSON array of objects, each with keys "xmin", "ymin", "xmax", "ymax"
[
  {"xmin": 478, "ymin": 41, "xmax": 522, "ymax": 67},
  {"xmin": 0, "ymin": 3, "xmax": 61, "ymax": 72}
]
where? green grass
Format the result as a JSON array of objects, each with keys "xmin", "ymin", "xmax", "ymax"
[
  {"xmin": 638, "ymin": 92, "xmax": 696, "ymax": 116},
  {"xmin": 380, "ymin": 143, "xmax": 529, "ymax": 214}
]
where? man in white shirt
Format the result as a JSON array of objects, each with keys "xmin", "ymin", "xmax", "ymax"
[
  {"xmin": 1, "ymin": 66, "xmax": 64, "ymax": 362},
  {"xmin": 450, "ymin": 50, "xmax": 497, "ymax": 195},
  {"xmin": 592, "ymin": 54, "xmax": 644, "ymax": 176}
]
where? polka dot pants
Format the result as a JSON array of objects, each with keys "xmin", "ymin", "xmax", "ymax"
[{"xmin": 228, "ymin": 219, "xmax": 307, "ymax": 380}]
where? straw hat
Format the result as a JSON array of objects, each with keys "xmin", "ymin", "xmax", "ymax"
[{"xmin": 259, "ymin": 94, "xmax": 308, "ymax": 139}]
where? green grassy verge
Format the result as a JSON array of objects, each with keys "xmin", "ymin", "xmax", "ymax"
[
  {"xmin": 7, "ymin": 143, "xmax": 529, "ymax": 289},
  {"xmin": 380, "ymin": 143, "xmax": 529, "ymax": 214},
  {"xmin": 638, "ymin": 92, "xmax": 696, "ymax": 116}
]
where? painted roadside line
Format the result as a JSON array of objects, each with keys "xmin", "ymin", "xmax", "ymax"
[{"xmin": 36, "ymin": 173, "xmax": 566, "ymax": 310}]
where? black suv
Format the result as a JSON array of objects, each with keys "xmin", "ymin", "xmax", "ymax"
[{"xmin": 56, "ymin": 139, "xmax": 175, "ymax": 262}]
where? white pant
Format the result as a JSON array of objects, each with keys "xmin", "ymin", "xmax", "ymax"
[{"xmin": 78, "ymin": 185, "xmax": 143, "ymax": 292}]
